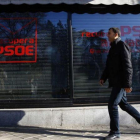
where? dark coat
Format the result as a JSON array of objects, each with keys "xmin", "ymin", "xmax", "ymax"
[{"xmin": 100, "ymin": 37, "xmax": 133, "ymax": 88}]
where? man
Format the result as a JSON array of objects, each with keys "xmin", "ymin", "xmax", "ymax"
[{"xmin": 99, "ymin": 27, "xmax": 140, "ymax": 140}]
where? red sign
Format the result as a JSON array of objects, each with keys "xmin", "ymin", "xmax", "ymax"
[{"xmin": 0, "ymin": 18, "xmax": 37, "ymax": 63}]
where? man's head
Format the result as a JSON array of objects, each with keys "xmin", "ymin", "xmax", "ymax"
[{"xmin": 107, "ymin": 27, "xmax": 121, "ymax": 42}]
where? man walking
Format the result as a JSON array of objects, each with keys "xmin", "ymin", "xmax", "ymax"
[{"xmin": 99, "ymin": 27, "xmax": 140, "ymax": 140}]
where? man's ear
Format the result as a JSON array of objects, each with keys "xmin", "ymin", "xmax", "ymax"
[{"xmin": 115, "ymin": 33, "xmax": 119, "ymax": 38}]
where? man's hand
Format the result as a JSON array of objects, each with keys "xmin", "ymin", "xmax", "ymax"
[
  {"xmin": 99, "ymin": 79, "xmax": 104, "ymax": 86},
  {"xmin": 124, "ymin": 87, "xmax": 132, "ymax": 93}
]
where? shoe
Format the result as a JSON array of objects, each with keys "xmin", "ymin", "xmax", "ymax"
[{"xmin": 104, "ymin": 133, "xmax": 120, "ymax": 140}]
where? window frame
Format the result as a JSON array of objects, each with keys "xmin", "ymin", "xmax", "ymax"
[{"xmin": 0, "ymin": 4, "xmax": 140, "ymax": 108}]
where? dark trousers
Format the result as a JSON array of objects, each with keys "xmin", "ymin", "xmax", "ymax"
[{"xmin": 108, "ymin": 87, "xmax": 140, "ymax": 134}]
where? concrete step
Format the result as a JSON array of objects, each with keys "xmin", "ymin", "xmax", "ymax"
[{"xmin": 0, "ymin": 104, "xmax": 140, "ymax": 128}]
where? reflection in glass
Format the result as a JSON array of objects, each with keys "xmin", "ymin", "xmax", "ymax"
[
  {"xmin": 0, "ymin": 12, "xmax": 70, "ymax": 99},
  {"xmin": 72, "ymin": 13, "xmax": 140, "ymax": 98}
]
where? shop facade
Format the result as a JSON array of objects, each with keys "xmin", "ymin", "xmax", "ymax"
[{"xmin": 0, "ymin": 0, "xmax": 140, "ymax": 108}]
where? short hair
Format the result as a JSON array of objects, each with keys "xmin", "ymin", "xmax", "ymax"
[{"xmin": 109, "ymin": 27, "xmax": 121, "ymax": 37}]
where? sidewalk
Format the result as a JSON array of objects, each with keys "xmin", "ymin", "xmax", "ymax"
[{"xmin": 0, "ymin": 125, "xmax": 139, "ymax": 140}]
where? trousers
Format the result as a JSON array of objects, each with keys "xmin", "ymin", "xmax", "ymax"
[{"xmin": 108, "ymin": 87, "xmax": 140, "ymax": 134}]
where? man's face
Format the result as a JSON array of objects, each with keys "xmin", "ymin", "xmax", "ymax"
[{"xmin": 107, "ymin": 29, "xmax": 118, "ymax": 42}]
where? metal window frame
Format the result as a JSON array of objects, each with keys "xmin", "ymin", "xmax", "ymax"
[{"xmin": 0, "ymin": 4, "xmax": 140, "ymax": 108}]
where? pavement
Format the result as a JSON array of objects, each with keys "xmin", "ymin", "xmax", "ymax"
[{"xmin": 0, "ymin": 125, "xmax": 139, "ymax": 140}]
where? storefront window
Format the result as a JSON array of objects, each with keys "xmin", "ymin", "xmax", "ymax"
[
  {"xmin": 72, "ymin": 13, "xmax": 140, "ymax": 98},
  {"xmin": 0, "ymin": 12, "xmax": 70, "ymax": 99}
]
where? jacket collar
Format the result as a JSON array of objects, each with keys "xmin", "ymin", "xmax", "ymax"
[{"xmin": 110, "ymin": 37, "xmax": 121, "ymax": 46}]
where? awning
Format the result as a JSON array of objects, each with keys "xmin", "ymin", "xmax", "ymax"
[{"xmin": 0, "ymin": 0, "xmax": 140, "ymax": 5}]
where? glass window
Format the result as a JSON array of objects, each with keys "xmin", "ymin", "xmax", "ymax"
[
  {"xmin": 72, "ymin": 13, "xmax": 140, "ymax": 98},
  {"xmin": 0, "ymin": 12, "xmax": 70, "ymax": 99}
]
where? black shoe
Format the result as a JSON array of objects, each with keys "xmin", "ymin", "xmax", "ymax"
[{"xmin": 104, "ymin": 133, "xmax": 120, "ymax": 140}]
